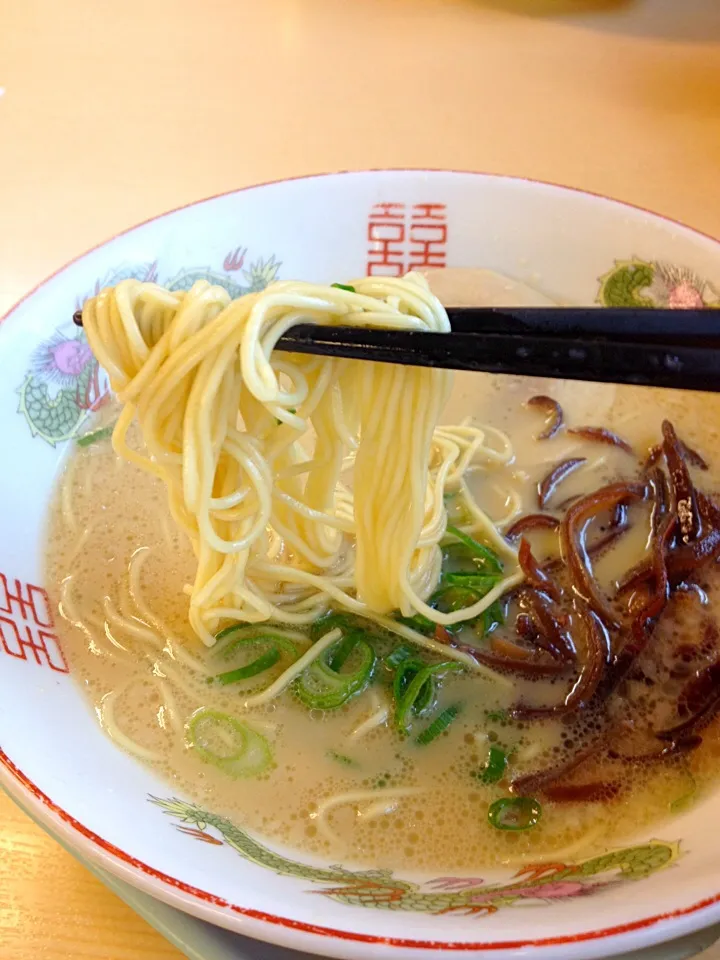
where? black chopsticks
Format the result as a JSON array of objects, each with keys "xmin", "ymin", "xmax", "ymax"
[{"xmin": 73, "ymin": 307, "xmax": 720, "ymax": 392}]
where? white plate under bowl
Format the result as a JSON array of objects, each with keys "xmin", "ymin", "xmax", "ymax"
[{"xmin": 1, "ymin": 170, "xmax": 720, "ymax": 960}]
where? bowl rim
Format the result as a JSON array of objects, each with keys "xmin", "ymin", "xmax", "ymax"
[{"xmin": 3, "ymin": 167, "xmax": 720, "ymax": 959}]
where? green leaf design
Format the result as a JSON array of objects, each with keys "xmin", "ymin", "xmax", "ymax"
[{"xmin": 597, "ymin": 259, "xmax": 655, "ymax": 307}]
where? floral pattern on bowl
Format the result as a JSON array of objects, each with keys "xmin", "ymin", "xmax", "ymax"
[
  {"xmin": 152, "ymin": 796, "xmax": 680, "ymax": 918},
  {"xmin": 17, "ymin": 249, "xmax": 281, "ymax": 445}
]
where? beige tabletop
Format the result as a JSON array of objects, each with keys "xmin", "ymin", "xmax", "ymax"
[{"xmin": 2, "ymin": 0, "xmax": 720, "ymax": 957}]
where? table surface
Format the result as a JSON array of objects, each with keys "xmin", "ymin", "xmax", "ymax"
[{"xmin": 2, "ymin": 0, "xmax": 720, "ymax": 956}]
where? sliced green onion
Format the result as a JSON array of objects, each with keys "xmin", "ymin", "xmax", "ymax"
[
  {"xmin": 479, "ymin": 600, "xmax": 505, "ymax": 637},
  {"xmin": 309, "ymin": 611, "xmax": 360, "ymax": 642},
  {"xmin": 187, "ymin": 709, "xmax": 273, "ymax": 778},
  {"xmin": 392, "ymin": 658, "xmax": 435, "ymax": 716},
  {"xmin": 327, "ymin": 632, "xmax": 360, "ymax": 671},
  {"xmin": 395, "ymin": 662, "xmax": 463, "ymax": 733},
  {"xmin": 331, "ymin": 283, "xmax": 356, "ymax": 293},
  {"xmin": 209, "ymin": 629, "xmax": 300, "ymax": 686},
  {"xmin": 488, "ymin": 796, "xmax": 542, "ymax": 831},
  {"xmin": 213, "ymin": 626, "xmax": 299, "ymax": 660},
  {"xmin": 384, "ymin": 644, "xmax": 415, "ymax": 669},
  {"xmin": 443, "ymin": 572, "xmax": 499, "ymax": 592},
  {"xmin": 77, "ymin": 422, "xmax": 115, "ymax": 447},
  {"xmin": 479, "ymin": 745, "xmax": 508, "ymax": 784},
  {"xmin": 432, "ymin": 584, "xmax": 483, "ymax": 612},
  {"xmin": 396, "ymin": 611, "xmax": 436, "ymax": 635},
  {"xmin": 209, "ymin": 647, "xmax": 281, "ymax": 686},
  {"xmin": 395, "ymin": 569, "xmax": 502, "ymax": 637},
  {"xmin": 416, "ymin": 703, "xmax": 462, "ymax": 745},
  {"xmin": 445, "ymin": 525, "xmax": 503, "ymax": 575},
  {"xmin": 295, "ymin": 634, "xmax": 375, "ymax": 710}
]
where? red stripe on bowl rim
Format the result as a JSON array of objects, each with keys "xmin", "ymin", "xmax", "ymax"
[{"xmin": 2, "ymin": 170, "xmax": 720, "ymax": 955}]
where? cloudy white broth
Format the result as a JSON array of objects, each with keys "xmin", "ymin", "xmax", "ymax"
[{"xmin": 45, "ymin": 273, "xmax": 720, "ymax": 874}]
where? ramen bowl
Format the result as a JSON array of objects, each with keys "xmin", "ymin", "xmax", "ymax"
[{"xmin": 2, "ymin": 170, "xmax": 720, "ymax": 960}]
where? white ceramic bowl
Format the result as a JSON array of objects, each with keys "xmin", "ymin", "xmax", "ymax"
[{"xmin": 2, "ymin": 170, "xmax": 720, "ymax": 960}]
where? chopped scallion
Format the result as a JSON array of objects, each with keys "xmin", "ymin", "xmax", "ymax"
[
  {"xmin": 416, "ymin": 704, "xmax": 462, "ymax": 745},
  {"xmin": 488, "ymin": 796, "xmax": 542, "ymax": 831},
  {"xmin": 187, "ymin": 709, "xmax": 273, "ymax": 778},
  {"xmin": 208, "ymin": 647, "xmax": 281, "ymax": 685},
  {"xmin": 331, "ymin": 283, "xmax": 356, "ymax": 293},
  {"xmin": 445, "ymin": 524, "xmax": 504, "ymax": 575},
  {"xmin": 309, "ymin": 612, "xmax": 360, "ymax": 642},
  {"xmin": 295, "ymin": 634, "xmax": 375, "ymax": 710},
  {"xmin": 77, "ymin": 423, "xmax": 115, "ymax": 447},
  {"xmin": 392, "ymin": 658, "xmax": 436, "ymax": 717},
  {"xmin": 384, "ymin": 644, "xmax": 415, "ymax": 669},
  {"xmin": 213, "ymin": 626, "xmax": 299, "ymax": 659},
  {"xmin": 395, "ymin": 662, "xmax": 463, "ymax": 733},
  {"xmin": 478, "ymin": 745, "xmax": 508, "ymax": 784},
  {"xmin": 208, "ymin": 629, "xmax": 300, "ymax": 687}
]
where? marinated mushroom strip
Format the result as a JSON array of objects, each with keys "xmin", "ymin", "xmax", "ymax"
[
  {"xmin": 466, "ymin": 645, "xmax": 567, "ymax": 677},
  {"xmin": 506, "ymin": 514, "xmax": 560, "ymax": 541},
  {"xmin": 543, "ymin": 521, "xmax": 628, "ymax": 578},
  {"xmin": 511, "ymin": 734, "xmax": 609, "ymax": 796},
  {"xmin": 656, "ymin": 661, "xmax": 720, "ymax": 742},
  {"xmin": 615, "ymin": 560, "xmax": 653, "ymax": 598},
  {"xmin": 515, "ymin": 611, "xmax": 567, "ymax": 661},
  {"xmin": 662, "ymin": 420, "xmax": 699, "ymax": 542},
  {"xmin": 540, "ymin": 554, "xmax": 564, "ymax": 574},
  {"xmin": 644, "ymin": 444, "xmax": 663, "ymax": 472},
  {"xmin": 567, "ymin": 426, "xmax": 634, "ymax": 455},
  {"xmin": 543, "ymin": 782, "xmax": 621, "ymax": 803},
  {"xmin": 678, "ymin": 659, "xmax": 720, "ymax": 718},
  {"xmin": 666, "ymin": 492, "xmax": 720, "ymax": 584},
  {"xmin": 556, "ymin": 494, "xmax": 582, "ymax": 511},
  {"xmin": 605, "ymin": 513, "xmax": 676, "ymax": 693},
  {"xmin": 512, "ymin": 608, "xmax": 607, "ymax": 719},
  {"xmin": 657, "ymin": 700, "xmax": 720, "ymax": 742},
  {"xmin": 647, "ymin": 466, "xmax": 670, "ymax": 530},
  {"xmin": 518, "ymin": 589, "xmax": 575, "ymax": 661},
  {"xmin": 527, "ymin": 395, "xmax": 563, "ymax": 440},
  {"xmin": 587, "ymin": 524, "xmax": 630, "ymax": 558},
  {"xmin": 649, "ymin": 437, "xmax": 710, "ymax": 473},
  {"xmin": 538, "ymin": 458, "xmax": 587, "ymax": 510},
  {"xmin": 614, "ymin": 474, "xmax": 667, "ymax": 599},
  {"xmin": 681, "ymin": 440, "xmax": 709, "ymax": 471},
  {"xmin": 560, "ymin": 481, "xmax": 647, "ymax": 629},
  {"xmin": 610, "ymin": 736, "xmax": 703, "ymax": 763},
  {"xmin": 516, "ymin": 612, "xmax": 539, "ymax": 641},
  {"xmin": 633, "ymin": 512, "xmax": 675, "ymax": 626},
  {"xmin": 612, "ymin": 501, "xmax": 629, "ymax": 528},
  {"xmin": 518, "ymin": 538, "xmax": 561, "ymax": 601}
]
